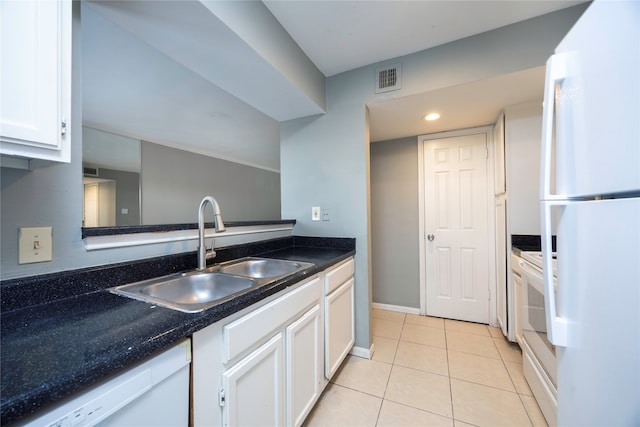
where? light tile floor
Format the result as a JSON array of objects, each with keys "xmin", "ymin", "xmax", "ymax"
[{"xmin": 304, "ymin": 309, "xmax": 548, "ymax": 427}]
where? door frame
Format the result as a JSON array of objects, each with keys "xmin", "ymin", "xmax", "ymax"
[{"xmin": 417, "ymin": 126, "xmax": 498, "ymax": 326}]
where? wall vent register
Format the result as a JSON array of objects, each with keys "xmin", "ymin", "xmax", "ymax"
[{"xmin": 375, "ymin": 63, "xmax": 402, "ymax": 93}]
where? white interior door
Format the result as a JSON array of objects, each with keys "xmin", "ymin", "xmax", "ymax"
[
  {"xmin": 83, "ymin": 179, "xmax": 116, "ymax": 227},
  {"xmin": 423, "ymin": 132, "xmax": 490, "ymax": 323},
  {"xmin": 98, "ymin": 180, "xmax": 116, "ymax": 226},
  {"xmin": 84, "ymin": 183, "xmax": 99, "ymax": 227}
]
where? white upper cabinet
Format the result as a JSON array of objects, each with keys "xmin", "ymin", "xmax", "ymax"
[{"xmin": 0, "ymin": 0, "xmax": 72, "ymax": 165}]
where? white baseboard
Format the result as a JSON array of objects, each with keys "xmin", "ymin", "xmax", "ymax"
[
  {"xmin": 350, "ymin": 343, "xmax": 375, "ymax": 360},
  {"xmin": 372, "ymin": 302, "xmax": 420, "ymax": 315}
]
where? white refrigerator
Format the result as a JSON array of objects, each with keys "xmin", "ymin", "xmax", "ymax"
[{"xmin": 540, "ymin": 0, "xmax": 640, "ymax": 425}]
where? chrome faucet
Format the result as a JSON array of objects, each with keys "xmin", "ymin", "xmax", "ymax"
[{"xmin": 197, "ymin": 196, "xmax": 226, "ymax": 270}]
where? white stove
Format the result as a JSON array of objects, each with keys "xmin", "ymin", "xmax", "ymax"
[
  {"xmin": 520, "ymin": 251, "xmax": 558, "ymax": 277},
  {"xmin": 517, "ymin": 250, "xmax": 558, "ymax": 426}
]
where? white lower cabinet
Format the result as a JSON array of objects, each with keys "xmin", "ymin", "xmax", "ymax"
[
  {"xmin": 286, "ymin": 305, "xmax": 321, "ymax": 427},
  {"xmin": 221, "ymin": 334, "xmax": 285, "ymax": 427},
  {"xmin": 325, "ymin": 278, "xmax": 354, "ymax": 379},
  {"xmin": 324, "ymin": 259, "xmax": 355, "ymax": 380},
  {"xmin": 193, "ymin": 276, "xmax": 326, "ymax": 427},
  {"xmin": 192, "ymin": 257, "xmax": 355, "ymax": 427}
]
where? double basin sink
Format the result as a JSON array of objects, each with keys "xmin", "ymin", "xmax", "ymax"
[{"xmin": 110, "ymin": 257, "xmax": 315, "ymax": 313}]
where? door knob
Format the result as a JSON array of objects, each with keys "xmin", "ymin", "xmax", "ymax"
[{"xmin": 427, "ymin": 234, "xmax": 435, "ymax": 241}]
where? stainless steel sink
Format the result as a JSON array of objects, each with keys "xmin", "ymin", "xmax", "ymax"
[
  {"xmin": 109, "ymin": 257, "xmax": 314, "ymax": 313},
  {"xmin": 110, "ymin": 272, "xmax": 257, "ymax": 313},
  {"xmin": 217, "ymin": 257, "xmax": 313, "ymax": 279},
  {"xmin": 141, "ymin": 273, "xmax": 256, "ymax": 304}
]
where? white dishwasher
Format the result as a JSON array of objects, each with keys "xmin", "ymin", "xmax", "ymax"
[{"xmin": 17, "ymin": 339, "xmax": 191, "ymax": 427}]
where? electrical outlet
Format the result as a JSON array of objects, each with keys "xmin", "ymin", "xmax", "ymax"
[
  {"xmin": 19, "ymin": 227, "xmax": 53, "ymax": 264},
  {"xmin": 312, "ymin": 207, "xmax": 321, "ymax": 221},
  {"xmin": 322, "ymin": 208, "xmax": 330, "ymax": 221}
]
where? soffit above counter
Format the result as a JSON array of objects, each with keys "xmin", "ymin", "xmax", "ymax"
[{"xmin": 84, "ymin": 0, "xmax": 326, "ymax": 122}]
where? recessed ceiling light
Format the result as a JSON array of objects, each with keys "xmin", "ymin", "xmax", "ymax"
[{"xmin": 423, "ymin": 113, "xmax": 440, "ymax": 121}]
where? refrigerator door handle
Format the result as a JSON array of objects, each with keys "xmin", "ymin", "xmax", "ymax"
[
  {"xmin": 540, "ymin": 53, "xmax": 568, "ymax": 201},
  {"xmin": 541, "ymin": 200, "xmax": 568, "ymax": 347}
]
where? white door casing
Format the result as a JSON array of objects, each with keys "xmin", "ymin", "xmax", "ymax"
[
  {"xmin": 495, "ymin": 195, "xmax": 508, "ymax": 335},
  {"xmin": 419, "ymin": 129, "xmax": 493, "ymax": 324}
]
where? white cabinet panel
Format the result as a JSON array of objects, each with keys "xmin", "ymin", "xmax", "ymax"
[
  {"xmin": 286, "ymin": 305, "xmax": 321, "ymax": 427},
  {"xmin": 0, "ymin": 0, "xmax": 71, "ymax": 164},
  {"xmin": 324, "ymin": 258, "xmax": 354, "ymax": 294},
  {"xmin": 325, "ymin": 278, "xmax": 354, "ymax": 379},
  {"xmin": 222, "ymin": 334, "xmax": 285, "ymax": 427}
]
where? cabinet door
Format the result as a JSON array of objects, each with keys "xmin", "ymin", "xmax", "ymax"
[
  {"xmin": 221, "ymin": 334, "xmax": 284, "ymax": 427},
  {"xmin": 325, "ymin": 278, "xmax": 354, "ymax": 379},
  {"xmin": 286, "ymin": 304, "xmax": 321, "ymax": 427},
  {"xmin": 512, "ymin": 268, "xmax": 524, "ymax": 347},
  {"xmin": 0, "ymin": 0, "xmax": 71, "ymax": 162}
]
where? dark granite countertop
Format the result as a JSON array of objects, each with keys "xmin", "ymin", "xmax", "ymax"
[
  {"xmin": 0, "ymin": 236, "xmax": 355, "ymax": 425},
  {"xmin": 511, "ymin": 234, "xmax": 556, "ymax": 253}
]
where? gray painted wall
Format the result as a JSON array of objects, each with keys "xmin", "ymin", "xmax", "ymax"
[
  {"xmin": 282, "ymin": 104, "xmax": 372, "ymax": 350},
  {"xmin": 281, "ymin": 5, "xmax": 586, "ymax": 350},
  {"xmin": 141, "ymin": 142, "xmax": 281, "ymax": 224},
  {"xmin": 370, "ymin": 137, "xmax": 420, "ymax": 308}
]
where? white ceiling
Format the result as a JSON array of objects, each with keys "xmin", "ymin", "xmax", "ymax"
[
  {"xmin": 264, "ymin": 0, "xmax": 583, "ymax": 142},
  {"xmin": 82, "ymin": 1, "xmax": 586, "ymax": 170},
  {"xmin": 263, "ymin": 1, "xmax": 584, "ymax": 77},
  {"xmin": 368, "ymin": 66, "xmax": 546, "ymax": 141}
]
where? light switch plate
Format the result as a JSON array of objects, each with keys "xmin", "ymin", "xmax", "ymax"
[
  {"xmin": 19, "ymin": 227, "xmax": 53, "ymax": 264},
  {"xmin": 311, "ymin": 207, "xmax": 321, "ymax": 221}
]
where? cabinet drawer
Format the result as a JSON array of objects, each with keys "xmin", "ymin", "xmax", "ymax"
[
  {"xmin": 223, "ymin": 277, "xmax": 321, "ymax": 363},
  {"xmin": 324, "ymin": 258, "xmax": 354, "ymax": 294}
]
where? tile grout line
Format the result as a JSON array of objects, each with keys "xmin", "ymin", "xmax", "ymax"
[
  {"xmin": 495, "ymin": 335, "xmax": 538, "ymax": 427},
  {"xmin": 375, "ymin": 316, "xmax": 404, "ymax": 427},
  {"xmin": 371, "ymin": 314, "xmax": 402, "ymax": 427},
  {"xmin": 508, "ymin": 356, "xmax": 541, "ymax": 427},
  {"xmin": 444, "ymin": 322, "xmax": 457, "ymax": 424}
]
